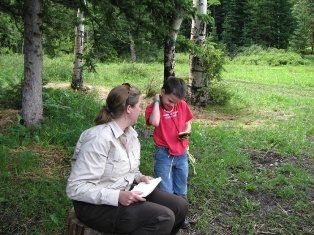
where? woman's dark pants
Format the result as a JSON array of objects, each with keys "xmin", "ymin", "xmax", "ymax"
[{"xmin": 73, "ymin": 188, "xmax": 188, "ymax": 235}]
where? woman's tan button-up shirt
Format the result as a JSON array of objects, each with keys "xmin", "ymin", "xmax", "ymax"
[{"xmin": 66, "ymin": 121, "xmax": 143, "ymax": 206}]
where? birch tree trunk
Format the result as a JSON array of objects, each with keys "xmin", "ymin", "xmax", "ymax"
[
  {"xmin": 129, "ymin": 31, "xmax": 136, "ymax": 62},
  {"xmin": 22, "ymin": 0, "xmax": 43, "ymax": 127},
  {"xmin": 164, "ymin": 8, "xmax": 184, "ymax": 83},
  {"xmin": 189, "ymin": 0, "xmax": 208, "ymax": 106},
  {"xmin": 71, "ymin": 6, "xmax": 85, "ymax": 90}
]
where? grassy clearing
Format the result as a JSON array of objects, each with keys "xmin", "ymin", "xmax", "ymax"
[
  {"xmin": 223, "ymin": 64, "xmax": 314, "ymax": 88},
  {"xmin": 0, "ymin": 53, "xmax": 313, "ymax": 234}
]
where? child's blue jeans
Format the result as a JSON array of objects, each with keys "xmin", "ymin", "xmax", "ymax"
[{"xmin": 154, "ymin": 146, "xmax": 188, "ymax": 196}]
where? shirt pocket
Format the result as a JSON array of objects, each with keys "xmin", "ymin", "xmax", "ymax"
[
  {"xmin": 130, "ymin": 150, "xmax": 140, "ymax": 171},
  {"xmin": 109, "ymin": 151, "xmax": 128, "ymax": 177}
]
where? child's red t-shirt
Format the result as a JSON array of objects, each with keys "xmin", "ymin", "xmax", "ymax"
[{"xmin": 145, "ymin": 100, "xmax": 193, "ymax": 156}]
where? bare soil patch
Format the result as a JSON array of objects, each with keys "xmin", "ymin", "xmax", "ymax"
[
  {"xmin": 0, "ymin": 109, "xmax": 19, "ymax": 133},
  {"xmin": 247, "ymin": 148, "xmax": 284, "ymax": 170},
  {"xmin": 10, "ymin": 144, "xmax": 69, "ymax": 179},
  {"xmin": 246, "ymin": 148, "xmax": 314, "ymax": 176}
]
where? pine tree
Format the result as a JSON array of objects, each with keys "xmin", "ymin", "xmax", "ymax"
[
  {"xmin": 290, "ymin": 0, "xmax": 314, "ymax": 53},
  {"xmin": 22, "ymin": 0, "xmax": 44, "ymax": 126},
  {"xmin": 221, "ymin": 0, "xmax": 238, "ymax": 54},
  {"xmin": 221, "ymin": 0, "xmax": 248, "ymax": 54},
  {"xmin": 253, "ymin": 0, "xmax": 294, "ymax": 48}
]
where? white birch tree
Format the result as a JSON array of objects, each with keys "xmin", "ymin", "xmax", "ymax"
[
  {"xmin": 129, "ymin": 31, "xmax": 137, "ymax": 62},
  {"xmin": 189, "ymin": 0, "xmax": 208, "ymax": 105},
  {"xmin": 71, "ymin": 2, "xmax": 85, "ymax": 90},
  {"xmin": 22, "ymin": 0, "xmax": 43, "ymax": 127},
  {"xmin": 164, "ymin": 7, "xmax": 185, "ymax": 82}
]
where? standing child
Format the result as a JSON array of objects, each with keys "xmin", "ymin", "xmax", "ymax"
[{"xmin": 145, "ymin": 76, "xmax": 193, "ymax": 199}]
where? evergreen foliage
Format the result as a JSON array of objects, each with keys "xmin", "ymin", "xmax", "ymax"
[
  {"xmin": 43, "ymin": 1, "xmax": 76, "ymax": 57},
  {"xmin": 290, "ymin": 0, "xmax": 314, "ymax": 54},
  {"xmin": 221, "ymin": 0, "xmax": 247, "ymax": 55},
  {"xmin": 0, "ymin": 12, "xmax": 22, "ymax": 53},
  {"xmin": 214, "ymin": 0, "xmax": 297, "ymax": 54},
  {"xmin": 0, "ymin": 0, "xmax": 312, "ymax": 59}
]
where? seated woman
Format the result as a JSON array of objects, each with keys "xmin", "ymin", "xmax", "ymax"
[{"xmin": 66, "ymin": 84, "xmax": 188, "ymax": 235}]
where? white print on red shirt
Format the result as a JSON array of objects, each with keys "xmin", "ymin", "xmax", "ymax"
[{"xmin": 163, "ymin": 111, "xmax": 178, "ymax": 119}]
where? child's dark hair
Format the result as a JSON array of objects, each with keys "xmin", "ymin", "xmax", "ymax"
[{"xmin": 162, "ymin": 76, "xmax": 185, "ymax": 99}]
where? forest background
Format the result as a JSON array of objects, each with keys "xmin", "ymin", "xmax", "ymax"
[{"xmin": 0, "ymin": 0, "xmax": 313, "ymax": 234}]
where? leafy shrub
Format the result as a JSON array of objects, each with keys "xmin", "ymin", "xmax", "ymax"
[
  {"xmin": 232, "ymin": 45, "xmax": 308, "ymax": 66},
  {"xmin": 208, "ymin": 81, "xmax": 233, "ymax": 105},
  {"xmin": 237, "ymin": 44, "xmax": 265, "ymax": 56},
  {"xmin": 186, "ymin": 39, "xmax": 226, "ymax": 106},
  {"xmin": 190, "ymin": 39, "xmax": 226, "ymax": 82}
]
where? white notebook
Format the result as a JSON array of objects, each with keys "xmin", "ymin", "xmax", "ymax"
[{"xmin": 131, "ymin": 177, "xmax": 162, "ymax": 197}]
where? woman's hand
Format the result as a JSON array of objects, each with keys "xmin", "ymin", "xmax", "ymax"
[
  {"xmin": 139, "ymin": 175, "xmax": 153, "ymax": 183},
  {"xmin": 118, "ymin": 191, "xmax": 146, "ymax": 206}
]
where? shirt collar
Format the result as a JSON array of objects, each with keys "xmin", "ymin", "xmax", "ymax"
[{"xmin": 108, "ymin": 121, "xmax": 138, "ymax": 139}]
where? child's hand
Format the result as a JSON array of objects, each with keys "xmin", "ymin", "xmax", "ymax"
[
  {"xmin": 153, "ymin": 94, "xmax": 160, "ymax": 103},
  {"xmin": 178, "ymin": 131, "xmax": 190, "ymax": 140}
]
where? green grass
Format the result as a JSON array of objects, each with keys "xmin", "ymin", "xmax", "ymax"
[
  {"xmin": 0, "ymin": 53, "xmax": 313, "ymax": 234},
  {"xmin": 223, "ymin": 63, "xmax": 314, "ymax": 88}
]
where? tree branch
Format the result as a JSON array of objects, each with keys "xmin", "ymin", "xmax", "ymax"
[{"xmin": 0, "ymin": 2, "xmax": 21, "ymax": 16}]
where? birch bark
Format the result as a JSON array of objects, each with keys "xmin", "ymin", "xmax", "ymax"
[
  {"xmin": 71, "ymin": 5, "xmax": 85, "ymax": 90},
  {"xmin": 164, "ymin": 8, "xmax": 184, "ymax": 82},
  {"xmin": 129, "ymin": 31, "xmax": 136, "ymax": 62},
  {"xmin": 189, "ymin": 0, "xmax": 208, "ymax": 105}
]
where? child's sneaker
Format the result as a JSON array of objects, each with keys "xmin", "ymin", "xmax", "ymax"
[{"xmin": 181, "ymin": 218, "xmax": 190, "ymax": 229}]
